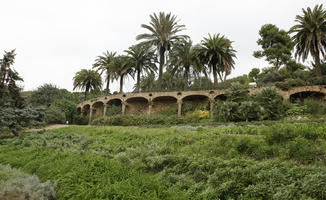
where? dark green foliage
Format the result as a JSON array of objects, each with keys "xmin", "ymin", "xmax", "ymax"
[
  {"xmin": 254, "ymin": 87, "xmax": 285, "ymax": 120},
  {"xmin": 225, "ymin": 82, "xmax": 249, "ymax": 102},
  {"xmin": 44, "ymin": 106, "xmax": 66, "ymax": 124},
  {"xmin": 254, "ymin": 24, "xmax": 293, "ymax": 70},
  {"xmin": 73, "ymin": 115, "xmax": 88, "ymax": 125},
  {"xmin": 52, "ymin": 99, "xmax": 77, "ymax": 123},
  {"xmin": 106, "ymin": 104, "xmax": 122, "ymax": 116},
  {"xmin": 249, "ymin": 68, "xmax": 260, "ymax": 82},
  {"xmin": 30, "ymin": 84, "xmax": 70, "ymax": 107},
  {"xmin": 214, "ymin": 101, "xmax": 240, "ymax": 122},
  {"xmin": 303, "ymin": 99, "xmax": 326, "ymax": 116},
  {"xmin": 92, "ymin": 115, "xmax": 200, "ymax": 126}
]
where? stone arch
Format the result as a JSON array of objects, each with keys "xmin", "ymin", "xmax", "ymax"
[
  {"xmin": 82, "ymin": 104, "xmax": 90, "ymax": 117},
  {"xmin": 290, "ymin": 91, "xmax": 326, "ymax": 103},
  {"xmin": 152, "ymin": 96, "xmax": 178, "ymax": 115},
  {"xmin": 106, "ymin": 98, "xmax": 122, "ymax": 116},
  {"xmin": 182, "ymin": 94, "xmax": 209, "ymax": 115},
  {"xmin": 92, "ymin": 101, "xmax": 104, "ymax": 118},
  {"xmin": 125, "ymin": 97, "xmax": 149, "ymax": 115}
]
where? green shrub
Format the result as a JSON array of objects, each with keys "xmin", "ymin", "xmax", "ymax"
[
  {"xmin": 303, "ymin": 99, "xmax": 326, "ymax": 116},
  {"xmin": 285, "ymin": 104, "xmax": 307, "ymax": 116},
  {"xmin": 254, "ymin": 87, "xmax": 286, "ymax": 120},
  {"xmin": 214, "ymin": 101, "xmax": 239, "ymax": 122},
  {"xmin": 44, "ymin": 106, "xmax": 66, "ymax": 124},
  {"xmin": 106, "ymin": 104, "xmax": 122, "ymax": 116}
]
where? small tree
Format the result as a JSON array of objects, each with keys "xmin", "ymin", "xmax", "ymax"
[{"xmin": 73, "ymin": 69, "xmax": 102, "ymax": 101}]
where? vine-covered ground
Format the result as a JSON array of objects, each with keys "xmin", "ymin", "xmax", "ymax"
[{"xmin": 1, "ymin": 122, "xmax": 326, "ymax": 199}]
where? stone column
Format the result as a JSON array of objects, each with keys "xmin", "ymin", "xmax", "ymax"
[
  {"xmin": 122, "ymin": 101, "xmax": 126, "ymax": 115},
  {"xmin": 148, "ymin": 100, "xmax": 153, "ymax": 115},
  {"xmin": 88, "ymin": 106, "xmax": 93, "ymax": 125},
  {"xmin": 80, "ymin": 107, "xmax": 83, "ymax": 117},
  {"xmin": 177, "ymin": 99, "xmax": 182, "ymax": 117},
  {"xmin": 103, "ymin": 104, "xmax": 107, "ymax": 117},
  {"xmin": 209, "ymin": 99, "xmax": 215, "ymax": 118}
]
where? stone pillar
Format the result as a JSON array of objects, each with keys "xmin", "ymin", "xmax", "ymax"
[
  {"xmin": 209, "ymin": 99, "xmax": 215, "ymax": 118},
  {"xmin": 177, "ymin": 99, "xmax": 182, "ymax": 117},
  {"xmin": 103, "ymin": 104, "xmax": 107, "ymax": 117},
  {"xmin": 122, "ymin": 101, "xmax": 126, "ymax": 115},
  {"xmin": 88, "ymin": 106, "xmax": 93, "ymax": 125},
  {"xmin": 148, "ymin": 100, "xmax": 153, "ymax": 115}
]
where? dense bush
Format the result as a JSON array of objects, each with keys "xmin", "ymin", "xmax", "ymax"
[
  {"xmin": 303, "ymin": 99, "xmax": 326, "ymax": 116},
  {"xmin": 73, "ymin": 115, "xmax": 89, "ymax": 125},
  {"xmin": 44, "ymin": 106, "xmax": 66, "ymax": 124},
  {"xmin": 92, "ymin": 115, "xmax": 201, "ymax": 126},
  {"xmin": 106, "ymin": 104, "xmax": 122, "ymax": 116},
  {"xmin": 0, "ymin": 164, "xmax": 55, "ymax": 200}
]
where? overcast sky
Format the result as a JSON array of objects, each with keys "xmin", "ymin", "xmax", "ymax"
[{"xmin": 0, "ymin": 0, "xmax": 324, "ymax": 92}]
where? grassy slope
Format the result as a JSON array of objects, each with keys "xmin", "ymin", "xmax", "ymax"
[{"xmin": 1, "ymin": 124, "xmax": 326, "ymax": 199}]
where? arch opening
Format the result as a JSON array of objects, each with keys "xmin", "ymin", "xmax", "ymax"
[
  {"xmin": 92, "ymin": 101, "xmax": 104, "ymax": 118},
  {"xmin": 125, "ymin": 97, "xmax": 149, "ymax": 115},
  {"xmin": 182, "ymin": 95, "xmax": 209, "ymax": 115},
  {"xmin": 152, "ymin": 96, "xmax": 178, "ymax": 115},
  {"xmin": 77, "ymin": 107, "xmax": 82, "ymax": 115},
  {"xmin": 106, "ymin": 99, "xmax": 122, "ymax": 116},
  {"xmin": 214, "ymin": 94, "xmax": 227, "ymax": 101},
  {"xmin": 290, "ymin": 91, "xmax": 325, "ymax": 103},
  {"xmin": 82, "ymin": 104, "xmax": 90, "ymax": 117}
]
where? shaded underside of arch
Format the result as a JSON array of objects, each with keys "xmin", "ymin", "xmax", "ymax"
[
  {"xmin": 182, "ymin": 95, "xmax": 209, "ymax": 114},
  {"xmin": 92, "ymin": 101, "xmax": 104, "ymax": 118},
  {"xmin": 214, "ymin": 94, "xmax": 227, "ymax": 101},
  {"xmin": 290, "ymin": 91, "xmax": 326, "ymax": 103},
  {"xmin": 82, "ymin": 104, "xmax": 90, "ymax": 117},
  {"xmin": 125, "ymin": 97, "xmax": 149, "ymax": 115},
  {"xmin": 106, "ymin": 98, "xmax": 122, "ymax": 116},
  {"xmin": 152, "ymin": 96, "xmax": 178, "ymax": 115}
]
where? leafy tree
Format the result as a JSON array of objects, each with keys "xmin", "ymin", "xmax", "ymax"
[
  {"xmin": 197, "ymin": 34, "xmax": 236, "ymax": 87},
  {"xmin": 0, "ymin": 50, "xmax": 24, "ymax": 108},
  {"xmin": 137, "ymin": 72, "xmax": 156, "ymax": 92},
  {"xmin": 52, "ymin": 99, "xmax": 77, "ymax": 123},
  {"xmin": 136, "ymin": 12, "xmax": 189, "ymax": 89},
  {"xmin": 73, "ymin": 69, "xmax": 102, "ymax": 101},
  {"xmin": 254, "ymin": 24, "xmax": 293, "ymax": 70},
  {"xmin": 290, "ymin": 4, "xmax": 326, "ymax": 77},
  {"xmin": 124, "ymin": 45, "xmax": 157, "ymax": 92},
  {"xmin": 30, "ymin": 84, "xmax": 70, "ymax": 107},
  {"xmin": 93, "ymin": 51, "xmax": 116, "ymax": 94},
  {"xmin": 249, "ymin": 68, "xmax": 260, "ymax": 82},
  {"xmin": 190, "ymin": 76, "xmax": 214, "ymax": 90},
  {"xmin": 111, "ymin": 56, "xmax": 134, "ymax": 93}
]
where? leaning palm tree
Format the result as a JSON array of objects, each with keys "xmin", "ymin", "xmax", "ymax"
[
  {"xmin": 111, "ymin": 56, "xmax": 134, "ymax": 93},
  {"xmin": 197, "ymin": 34, "xmax": 236, "ymax": 87},
  {"xmin": 290, "ymin": 4, "xmax": 326, "ymax": 77},
  {"xmin": 136, "ymin": 12, "xmax": 189, "ymax": 89},
  {"xmin": 124, "ymin": 45, "xmax": 157, "ymax": 92},
  {"xmin": 73, "ymin": 69, "xmax": 102, "ymax": 101},
  {"xmin": 93, "ymin": 51, "xmax": 116, "ymax": 94}
]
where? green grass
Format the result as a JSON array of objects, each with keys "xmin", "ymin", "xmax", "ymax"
[{"xmin": 1, "ymin": 122, "xmax": 326, "ymax": 199}]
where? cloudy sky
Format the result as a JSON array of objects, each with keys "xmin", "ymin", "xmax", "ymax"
[{"xmin": 0, "ymin": 0, "xmax": 324, "ymax": 92}]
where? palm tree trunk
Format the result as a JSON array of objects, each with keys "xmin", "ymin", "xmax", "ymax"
[
  {"xmin": 314, "ymin": 52, "xmax": 322, "ymax": 77},
  {"xmin": 217, "ymin": 71, "xmax": 223, "ymax": 83},
  {"xmin": 137, "ymin": 68, "xmax": 141, "ymax": 92},
  {"xmin": 184, "ymin": 66, "xmax": 189, "ymax": 89},
  {"xmin": 120, "ymin": 75, "xmax": 124, "ymax": 93},
  {"xmin": 84, "ymin": 86, "xmax": 89, "ymax": 101},
  {"xmin": 212, "ymin": 65, "xmax": 218, "ymax": 88},
  {"xmin": 158, "ymin": 48, "xmax": 165, "ymax": 89},
  {"xmin": 106, "ymin": 74, "xmax": 110, "ymax": 94}
]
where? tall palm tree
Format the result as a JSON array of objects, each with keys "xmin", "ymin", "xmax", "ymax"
[
  {"xmin": 290, "ymin": 4, "xmax": 326, "ymax": 77},
  {"xmin": 198, "ymin": 34, "xmax": 236, "ymax": 87},
  {"xmin": 93, "ymin": 51, "xmax": 116, "ymax": 94},
  {"xmin": 136, "ymin": 12, "xmax": 189, "ymax": 89},
  {"xmin": 111, "ymin": 56, "xmax": 134, "ymax": 93},
  {"xmin": 73, "ymin": 69, "xmax": 102, "ymax": 101},
  {"xmin": 169, "ymin": 41, "xmax": 198, "ymax": 89},
  {"xmin": 124, "ymin": 45, "xmax": 157, "ymax": 92}
]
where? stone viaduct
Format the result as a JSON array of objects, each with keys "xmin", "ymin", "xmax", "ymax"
[{"xmin": 76, "ymin": 85, "xmax": 326, "ymax": 124}]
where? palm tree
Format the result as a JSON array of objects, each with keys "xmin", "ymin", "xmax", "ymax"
[
  {"xmin": 73, "ymin": 69, "xmax": 102, "ymax": 101},
  {"xmin": 169, "ymin": 41, "xmax": 198, "ymax": 89},
  {"xmin": 197, "ymin": 34, "xmax": 236, "ymax": 87},
  {"xmin": 136, "ymin": 12, "xmax": 189, "ymax": 89},
  {"xmin": 111, "ymin": 56, "xmax": 134, "ymax": 93},
  {"xmin": 290, "ymin": 4, "xmax": 326, "ymax": 77},
  {"xmin": 93, "ymin": 51, "xmax": 116, "ymax": 94},
  {"xmin": 124, "ymin": 45, "xmax": 157, "ymax": 92}
]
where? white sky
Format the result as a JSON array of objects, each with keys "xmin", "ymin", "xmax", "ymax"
[{"xmin": 0, "ymin": 0, "xmax": 324, "ymax": 92}]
